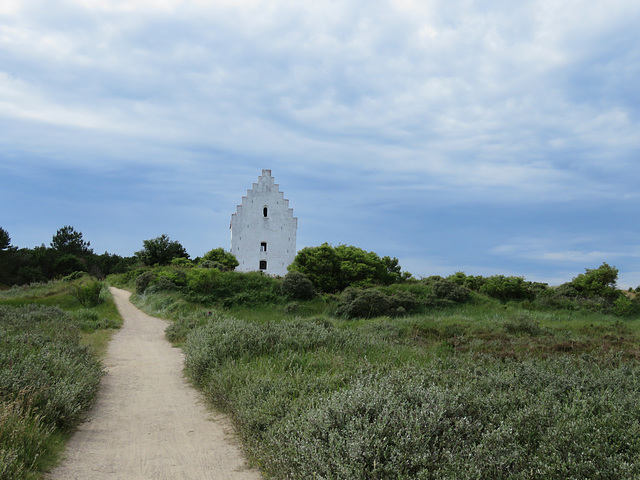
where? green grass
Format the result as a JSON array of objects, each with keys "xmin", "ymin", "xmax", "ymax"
[
  {"xmin": 0, "ymin": 279, "xmax": 122, "ymax": 478},
  {"xmin": 128, "ymin": 288, "xmax": 640, "ymax": 479},
  {"xmin": 0, "ymin": 280, "xmax": 122, "ymax": 357}
]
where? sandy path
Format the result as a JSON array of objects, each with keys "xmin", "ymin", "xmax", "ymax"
[{"xmin": 47, "ymin": 287, "xmax": 262, "ymax": 480}]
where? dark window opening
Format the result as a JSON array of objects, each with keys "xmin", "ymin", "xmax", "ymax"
[
  {"xmin": 263, "ymin": 207, "xmax": 268, "ymax": 217},
  {"xmin": 260, "ymin": 242, "xmax": 267, "ymax": 252},
  {"xmin": 259, "ymin": 260, "xmax": 267, "ymax": 270}
]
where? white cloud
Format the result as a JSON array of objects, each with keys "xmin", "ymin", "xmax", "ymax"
[{"xmin": 1, "ymin": 0, "xmax": 639, "ymax": 222}]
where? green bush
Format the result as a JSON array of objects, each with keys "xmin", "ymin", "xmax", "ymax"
[
  {"xmin": 289, "ymin": 243, "xmax": 404, "ymax": 293},
  {"xmin": 198, "ymin": 260, "xmax": 224, "ymax": 269},
  {"xmin": 388, "ymin": 290, "xmax": 419, "ymax": 315},
  {"xmin": 335, "ymin": 288, "xmax": 392, "ymax": 319},
  {"xmin": 199, "ymin": 248, "xmax": 238, "ymax": 271},
  {"xmin": 185, "ymin": 269, "xmax": 281, "ymax": 307},
  {"xmin": 281, "ymin": 272, "xmax": 317, "ymax": 300},
  {"xmin": 62, "ymin": 271, "xmax": 86, "ymax": 282},
  {"xmin": 612, "ymin": 295, "xmax": 639, "ymax": 317},
  {"xmin": 421, "ymin": 276, "xmax": 471, "ymax": 305},
  {"xmin": 170, "ymin": 257, "xmax": 192, "ymax": 267},
  {"xmin": 447, "ymin": 272, "xmax": 487, "ymax": 291},
  {"xmin": 135, "ymin": 270, "xmax": 156, "ymax": 294},
  {"xmin": 70, "ymin": 280, "xmax": 104, "ymax": 307},
  {"xmin": 480, "ymin": 275, "xmax": 533, "ymax": 302}
]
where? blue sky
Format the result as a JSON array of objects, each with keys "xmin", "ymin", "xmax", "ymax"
[{"xmin": 1, "ymin": 0, "xmax": 639, "ymax": 287}]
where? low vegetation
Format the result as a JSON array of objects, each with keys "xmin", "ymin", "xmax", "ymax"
[
  {"xmin": 4, "ymin": 223, "xmax": 640, "ymax": 479},
  {"xmin": 120, "ymin": 259, "xmax": 640, "ymax": 479},
  {"xmin": 0, "ymin": 277, "xmax": 121, "ymax": 479}
]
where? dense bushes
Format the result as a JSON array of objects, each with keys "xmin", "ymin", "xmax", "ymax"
[
  {"xmin": 336, "ymin": 288, "xmax": 393, "ymax": 319},
  {"xmin": 198, "ymin": 248, "xmax": 239, "ymax": 271},
  {"xmin": 265, "ymin": 358, "xmax": 640, "ymax": 479},
  {"xmin": 126, "ymin": 260, "xmax": 639, "ymax": 318},
  {"xmin": 336, "ymin": 277, "xmax": 472, "ymax": 319},
  {"xmin": 288, "ymin": 243, "xmax": 404, "ymax": 293},
  {"xmin": 174, "ymin": 306, "xmax": 640, "ymax": 480},
  {"xmin": 0, "ymin": 305, "xmax": 103, "ymax": 477},
  {"xmin": 281, "ymin": 272, "xmax": 317, "ymax": 300},
  {"xmin": 185, "ymin": 269, "xmax": 281, "ymax": 307}
]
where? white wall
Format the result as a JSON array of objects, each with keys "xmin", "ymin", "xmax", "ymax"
[{"xmin": 230, "ymin": 170, "xmax": 297, "ymax": 276}]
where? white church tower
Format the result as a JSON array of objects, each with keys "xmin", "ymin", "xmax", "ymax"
[{"xmin": 230, "ymin": 169, "xmax": 297, "ymax": 276}]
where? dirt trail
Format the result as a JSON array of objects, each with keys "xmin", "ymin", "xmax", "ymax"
[{"xmin": 47, "ymin": 287, "xmax": 262, "ymax": 480}]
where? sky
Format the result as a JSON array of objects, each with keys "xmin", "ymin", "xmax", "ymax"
[{"xmin": 1, "ymin": 0, "xmax": 639, "ymax": 287}]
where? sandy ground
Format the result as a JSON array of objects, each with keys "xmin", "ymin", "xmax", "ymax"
[{"xmin": 47, "ymin": 287, "xmax": 262, "ymax": 480}]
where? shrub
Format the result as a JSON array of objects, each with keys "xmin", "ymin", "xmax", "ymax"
[
  {"xmin": 613, "ymin": 295, "xmax": 638, "ymax": 317},
  {"xmin": 170, "ymin": 257, "xmax": 192, "ymax": 267},
  {"xmin": 289, "ymin": 243, "xmax": 404, "ymax": 293},
  {"xmin": 285, "ymin": 302, "xmax": 300, "ymax": 314},
  {"xmin": 281, "ymin": 272, "xmax": 317, "ymax": 300},
  {"xmin": 147, "ymin": 275, "xmax": 178, "ymax": 292},
  {"xmin": 135, "ymin": 270, "xmax": 156, "ymax": 294},
  {"xmin": 570, "ymin": 262, "xmax": 620, "ymax": 302},
  {"xmin": 186, "ymin": 269, "xmax": 281, "ymax": 307},
  {"xmin": 422, "ymin": 276, "xmax": 471, "ymax": 305},
  {"xmin": 62, "ymin": 271, "xmax": 86, "ymax": 282},
  {"xmin": 480, "ymin": 275, "xmax": 532, "ymax": 302},
  {"xmin": 70, "ymin": 280, "xmax": 104, "ymax": 307},
  {"xmin": 198, "ymin": 260, "xmax": 224, "ymax": 270},
  {"xmin": 336, "ymin": 288, "xmax": 391, "ymax": 319},
  {"xmin": 388, "ymin": 290, "xmax": 419, "ymax": 315},
  {"xmin": 447, "ymin": 272, "xmax": 487, "ymax": 291},
  {"xmin": 148, "ymin": 269, "xmax": 188, "ymax": 292},
  {"xmin": 165, "ymin": 315, "xmax": 207, "ymax": 344},
  {"xmin": 199, "ymin": 248, "xmax": 238, "ymax": 271}
]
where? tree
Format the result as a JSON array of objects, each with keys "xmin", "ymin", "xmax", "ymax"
[
  {"xmin": 51, "ymin": 225, "xmax": 92, "ymax": 256},
  {"xmin": 136, "ymin": 234, "xmax": 189, "ymax": 266},
  {"xmin": 0, "ymin": 227, "xmax": 11, "ymax": 251},
  {"xmin": 199, "ymin": 248, "xmax": 239, "ymax": 271},
  {"xmin": 288, "ymin": 243, "xmax": 341, "ymax": 292},
  {"xmin": 569, "ymin": 262, "xmax": 621, "ymax": 302},
  {"xmin": 288, "ymin": 243, "xmax": 404, "ymax": 293},
  {"xmin": 0, "ymin": 227, "xmax": 16, "ymax": 286}
]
